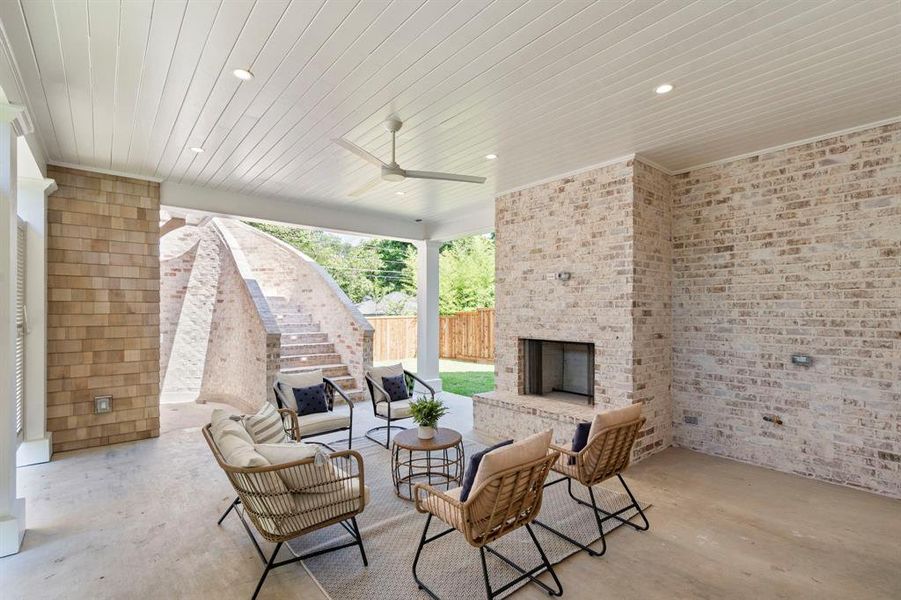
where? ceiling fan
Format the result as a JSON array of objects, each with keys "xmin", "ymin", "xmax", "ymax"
[{"xmin": 334, "ymin": 118, "xmax": 486, "ymax": 197}]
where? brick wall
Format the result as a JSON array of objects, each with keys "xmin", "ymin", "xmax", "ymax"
[
  {"xmin": 494, "ymin": 160, "xmax": 636, "ymax": 407},
  {"xmin": 46, "ymin": 166, "xmax": 160, "ymax": 452},
  {"xmin": 632, "ymin": 160, "xmax": 674, "ymax": 458},
  {"xmin": 159, "ymin": 221, "xmax": 280, "ymax": 412},
  {"xmin": 484, "ymin": 158, "xmax": 673, "ymax": 461},
  {"xmin": 672, "ymin": 123, "xmax": 900, "ymax": 497}
]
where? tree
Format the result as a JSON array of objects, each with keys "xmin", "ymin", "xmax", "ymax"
[{"xmin": 247, "ymin": 222, "xmax": 415, "ymax": 305}]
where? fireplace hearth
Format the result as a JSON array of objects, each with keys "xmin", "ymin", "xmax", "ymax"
[{"xmin": 521, "ymin": 339, "xmax": 594, "ymax": 405}]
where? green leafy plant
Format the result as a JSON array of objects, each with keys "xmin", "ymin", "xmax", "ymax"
[{"xmin": 409, "ymin": 397, "xmax": 449, "ymax": 428}]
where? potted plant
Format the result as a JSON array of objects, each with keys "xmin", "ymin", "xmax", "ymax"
[{"xmin": 409, "ymin": 397, "xmax": 449, "ymax": 440}]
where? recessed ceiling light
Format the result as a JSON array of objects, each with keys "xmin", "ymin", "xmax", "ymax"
[
  {"xmin": 655, "ymin": 83, "xmax": 674, "ymax": 95},
  {"xmin": 485, "ymin": 153, "xmax": 497, "ymax": 160},
  {"xmin": 396, "ymin": 191, "xmax": 406, "ymax": 196},
  {"xmin": 233, "ymin": 68, "xmax": 254, "ymax": 81},
  {"xmin": 189, "ymin": 146, "xmax": 204, "ymax": 153}
]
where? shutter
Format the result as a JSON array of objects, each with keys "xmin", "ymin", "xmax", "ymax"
[{"xmin": 15, "ymin": 219, "xmax": 26, "ymax": 441}]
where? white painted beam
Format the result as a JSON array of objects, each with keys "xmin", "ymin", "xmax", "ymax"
[
  {"xmin": 415, "ymin": 240, "xmax": 442, "ymax": 392},
  {"xmin": 425, "ymin": 202, "xmax": 494, "ymax": 242},
  {"xmin": 161, "ymin": 181, "xmax": 425, "ymax": 241}
]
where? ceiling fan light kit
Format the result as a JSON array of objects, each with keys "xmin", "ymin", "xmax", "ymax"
[{"xmin": 335, "ymin": 118, "xmax": 486, "ymax": 197}]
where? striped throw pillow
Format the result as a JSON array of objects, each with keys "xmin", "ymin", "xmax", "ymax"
[{"xmin": 244, "ymin": 402, "xmax": 287, "ymax": 444}]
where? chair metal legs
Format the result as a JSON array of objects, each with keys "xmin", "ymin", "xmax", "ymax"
[
  {"xmin": 218, "ymin": 498, "xmax": 367, "ymax": 599},
  {"xmin": 365, "ymin": 423, "xmax": 407, "ymax": 449},
  {"xmin": 413, "ymin": 514, "xmax": 564, "ymax": 599},
  {"xmin": 535, "ymin": 473, "xmax": 649, "ymax": 558},
  {"xmin": 218, "ymin": 497, "xmax": 239, "ymax": 525}
]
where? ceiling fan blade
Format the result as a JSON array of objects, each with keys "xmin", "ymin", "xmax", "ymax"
[
  {"xmin": 404, "ymin": 170, "xmax": 486, "ymax": 184},
  {"xmin": 334, "ymin": 138, "xmax": 387, "ymax": 167},
  {"xmin": 348, "ymin": 176, "xmax": 384, "ymax": 198}
]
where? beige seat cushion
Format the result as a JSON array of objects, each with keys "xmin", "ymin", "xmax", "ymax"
[
  {"xmin": 275, "ymin": 468, "xmax": 370, "ymax": 535},
  {"xmin": 472, "ymin": 430, "xmax": 552, "ymax": 493},
  {"xmin": 298, "ymin": 410, "xmax": 351, "ymax": 437},
  {"xmin": 367, "ymin": 363, "xmax": 404, "ymax": 403},
  {"xmin": 588, "ymin": 403, "xmax": 642, "ymax": 439},
  {"xmin": 374, "ymin": 399, "xmax": 413, "ymax": 419},
  {"xmin": 276, "ymin": 369, "xmax": 325, "ymax": 407}
]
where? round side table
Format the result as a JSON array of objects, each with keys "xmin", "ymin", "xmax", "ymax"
[{"xmin": 391, "ymin": 427, "xmax": 465, "ymax": 501}]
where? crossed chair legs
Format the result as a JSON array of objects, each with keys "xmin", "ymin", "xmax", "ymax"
[
  {"xmin": 412, "ymin": 513, "xmax": 563, "ymax": 600},
  {"xmin": 534, "ymin": 474, "xmax": 649, "ymax": 557},
  {"xmin": 218, "ymin": 497, "xmax": 368, "ymax": 600}
]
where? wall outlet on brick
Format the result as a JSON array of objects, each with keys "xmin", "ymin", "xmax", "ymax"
[{"xmin": 94, "ymin": 395, "xmax": 112, "ymax": 414}]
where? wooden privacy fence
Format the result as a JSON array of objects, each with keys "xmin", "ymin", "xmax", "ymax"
[{"xmin": 368, "ymin": 308, "xmax": 495, "ymax": 363}]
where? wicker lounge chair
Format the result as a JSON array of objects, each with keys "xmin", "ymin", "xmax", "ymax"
[
  {"xmin": 535, "ymin": 404, "xmax": 649, "ymax": 557},
  {"xmin": 412, "ymin": 433, "xmax": 562, "ymax": 599},
  {"xmin": 203, "ymin": 410, "xmax": 368, "ymax": 600}
]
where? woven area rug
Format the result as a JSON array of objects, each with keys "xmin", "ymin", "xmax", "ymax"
[{"xmin": 288, "ymin": 437, "xmax": 649, "ymax": 600}]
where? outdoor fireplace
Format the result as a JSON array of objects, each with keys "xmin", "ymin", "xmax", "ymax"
[{"xmin": 521, "ymin": 339, "xmax": 594, "ymax": 405}]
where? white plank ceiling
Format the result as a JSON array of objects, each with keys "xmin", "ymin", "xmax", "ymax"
[{"xmin": 2, "ymin": 0, "xmax": 900, "ymax": 225}]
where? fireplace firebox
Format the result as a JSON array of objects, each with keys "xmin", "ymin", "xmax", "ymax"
[{"xmin": 521, "ymin": 339, "xmax": 594, "ymax": 405}]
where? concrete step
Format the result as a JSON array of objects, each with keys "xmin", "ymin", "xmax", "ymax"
[
  {"xmin": 281, "ymin": 363, "xmax": 350, "ymax": 379},
  {"xmin": 277, "ymin": 322, "xmax": 321, "ymax": 334},
  {"xmin": 281, "ymin": 332, "xmax": 329, "ymax": 344},
  {"xmin": 280, "ymin": 342, "xmax": 337, "ymax": 356},
  {"xmin": 275, "ymin": 314, "xmax": 314, "ymax": 325},
  {"xmin": 280, "ymin": 352, "xmax": 343, "ymax": 368}
]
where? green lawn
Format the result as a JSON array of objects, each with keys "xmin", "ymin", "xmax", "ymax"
[
  {"xmin": 440, "ymin": 370, "xmax": 495, "ymax": 397},
  {"xmin": 374, "ymin": 358, "xmax": 495, "ymax": 397}
]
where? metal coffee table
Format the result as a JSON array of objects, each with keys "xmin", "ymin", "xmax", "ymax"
[{"xmin": 391, "ymin": 427, "xmax": 464, "ymax": 501}]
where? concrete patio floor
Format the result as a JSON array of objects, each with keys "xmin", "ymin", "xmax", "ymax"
[{"xmin": 4, "ymin": 396, "xmax": 900, "ymax": 600}]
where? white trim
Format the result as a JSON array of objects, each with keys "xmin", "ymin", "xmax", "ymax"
[
  {"xmin": 425, "ymin": 203, "xmax": 495, "ymax": 241},
  {"xmin": 670, "ymin": 116, "xmax": 901, "ymax": 175},
  {"xmin": 162, "ymin": 180, "xmax": 425, "ymax": 241},
  {"xmin": 494, "ymin": 153, "xmax": 636, "ymax": 197},
  {"xmin": 633, "ymin": 155, "xmax": 675, "ymax": 176},
  {"xmin": 46, "ymin": 160, "xmax": 163, "ymax": 182}
]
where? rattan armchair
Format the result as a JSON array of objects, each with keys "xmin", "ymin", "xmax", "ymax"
[
  {"xmin": 412, "ymin": 451, "xmax": 563, "ymax": 599},
  {"xmin": 364, "ymin": 367, "xmax": 435, "ymax": 448},
  {"xmin": 535, "ymin": 412, "xmax": 649, "ymax": 557},
  {"xmin": 273, "ymin": 374, "xmax": 354, "ymax": 450},
  {"xmin": 203, "ymin": 412, "xmax": 368, "ymax": 600}
]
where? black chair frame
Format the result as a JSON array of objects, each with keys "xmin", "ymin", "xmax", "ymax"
[
  {"xmin": 274, "ymin": 375, "xmax": 354, "ymax": 450},
  {"xmin": 364, "ymin": 369, "xmax": 435, "ymax": 449},
  {"xmin": 535, "ymin": 474, "xmax": 649, "ymax": 557},
  {"xmin": 412, "ymin": 513, "xmax": 562, "ymax": 600},
  {"xmin": 217, "ymin": 493, "xmax": 367, "ymax": 600}
]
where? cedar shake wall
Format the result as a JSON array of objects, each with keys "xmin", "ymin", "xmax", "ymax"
[
  {"xmin": 46, "ymin": 166, "xmax": 160, "ymax": 452},
  {"xmin": 672, "ymin": 123, "xmax": 900, "ymax": 497}
]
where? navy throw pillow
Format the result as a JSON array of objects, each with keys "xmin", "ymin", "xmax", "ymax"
[
  {"xmin": 381, "ymin": 374, "xmax": 409, "ymax": 402},
  {"xmin": 569, "ymin": 421, "xmax": 592, "ymax": 464},
  {"xmin": 291, "ymin": 383, "xmax": 328, "ymax": 416},
  {"xmin": 459, "ymin": 439, "xmax": 513, "ymax": 502}
]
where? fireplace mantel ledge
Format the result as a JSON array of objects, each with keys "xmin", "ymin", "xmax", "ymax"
[{"xmin": 472, "ymin": 390, "xmax": 598, "ymax": 424}]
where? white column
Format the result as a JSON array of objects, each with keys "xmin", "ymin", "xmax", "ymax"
[
  {"xmin": 0, "ymin": 104, "xmax": 24, "ymax": 556},
  {"xmin": 415, "ymin": 240, "xmax": 442, "ymax": 392},
  {"xmin": 16, "ymin": 177, "xmax": 54, "ymax": 466}
]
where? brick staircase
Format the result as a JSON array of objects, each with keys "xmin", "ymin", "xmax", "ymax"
[{"xmin": 267, "ymin": 297, "xmax": 365, "ymax": 402}]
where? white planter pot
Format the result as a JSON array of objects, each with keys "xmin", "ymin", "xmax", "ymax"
[{"xmin": 417, "ymin": 425, "xmax": 435, "ymax": 440}]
